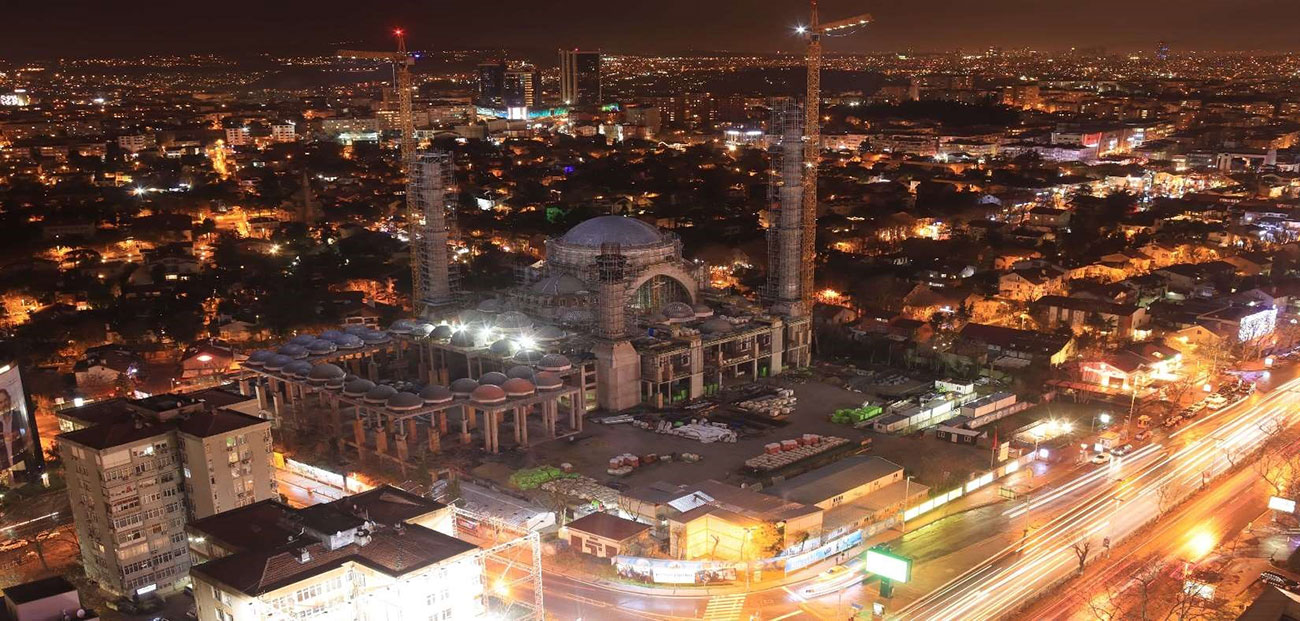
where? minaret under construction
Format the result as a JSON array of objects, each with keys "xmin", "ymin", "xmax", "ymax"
[{"xmin": 409, "ymin": 151, "xmax": 459, "ymax": 316}]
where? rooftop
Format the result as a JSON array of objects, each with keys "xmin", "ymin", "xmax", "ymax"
[{"xmin": 765, "ymin": 456, "xmax": 904, "ymax": 506}]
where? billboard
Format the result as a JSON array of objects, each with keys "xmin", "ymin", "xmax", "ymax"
[
  {"xmin": 0, "ymin": 364, "xmax": 34, "ymax": 473},
  {"xmin": 865, "ymin": 548, "xmax": 912, "ymax": 583},
  {"xmin": 1268, "ymin": 496, "xmax": 1296, "ymax": 513}
]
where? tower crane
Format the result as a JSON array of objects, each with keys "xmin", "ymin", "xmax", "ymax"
[
  {"xmin": 795, "ymin": 3, "xmax": 871, "ymax": 312},
  {"xmin": 339, "ymin": 30, "xmax": 425, "ymax": 304}
]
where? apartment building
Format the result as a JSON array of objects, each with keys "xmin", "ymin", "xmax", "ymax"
[
  {"xmin": 189, "ymin": 486, "xmax": 482, "ymax": 621},
  {"xmin": 58, "ymin": 391, "xmax": 275, "ymax": 599}
]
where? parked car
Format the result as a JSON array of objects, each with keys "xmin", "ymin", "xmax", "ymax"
[
  {"xmin": 1134, "ymin": 430, "xmax": 1151, "ymax": 442},
  {"xmin": 1090, "ymin": 452, "xmax": 1112, "ymax": 464}
]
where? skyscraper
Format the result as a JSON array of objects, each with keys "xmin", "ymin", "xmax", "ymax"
[
  {"xmin": 1156, "ymin": 41, "xmax": 1170, "ymax": 61},
  {"xmin": 504, "ymin": 66, "xmax": 539, "ymax": 108},
  {"xmin": 475, "ymin": 61, "xmax": 506, "ymax": 108},
  {"xmin": 559, "ymin": 49, "xmax": 601, "ymax": 106}
]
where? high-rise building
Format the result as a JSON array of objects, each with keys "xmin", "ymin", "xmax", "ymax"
[
  {"xmin": 57, "ymin": 391, "xmax": 276, "ymax": 599},
  {"xmin": 188, "ymin": 486, "xmax": 484, "ymax": 621},
  {"xmin": 503, "ymin": 66, "xmax": 539, "ymax": 108},
  {"xmin": 476, "ymin": 61, "xmax": 506, "ymax": 108},
  {"xmin": 1157, "ymin": 41, "xmax": 1170, "ymax": 61},
  {"xmin": 559, "ymin": 49, "xmax": 601, "ymax": 106}
]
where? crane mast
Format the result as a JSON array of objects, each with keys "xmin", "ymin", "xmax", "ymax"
[{"xmin": 795, "ymin": 2, "xmax": 871, "ymax": 314}]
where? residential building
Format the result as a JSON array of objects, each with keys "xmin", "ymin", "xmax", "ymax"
[
  {"xmin": 1, "ymin": 575, "xmax": 99, "ymax": 621},
  {"xmin": 1034, "ymin": 295, "xmax": 1149, "ymax": 339},
  {"xmin": 117, "ymin": 134, "xmax": 151, "ymax": 154},
  {"xmin": 270, "ymin": 123, "xmax": 296, "ymax": 143},
  {"xmin": 189, "ymin": 486, "xmax": 479, "ymax": 621},
  {"xmin": 57, "ymin": 392, "xmax": 275, "ymax": 599}
]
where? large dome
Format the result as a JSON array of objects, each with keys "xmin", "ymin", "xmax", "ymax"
[{"xmin": 559, "ymin": 216, "xmax": 664, "ymax": 248}]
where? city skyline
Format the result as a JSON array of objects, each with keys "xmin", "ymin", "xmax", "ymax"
[{"xmin": 5, "ymin": 0, "xmax": 1300, "ymax": 61}]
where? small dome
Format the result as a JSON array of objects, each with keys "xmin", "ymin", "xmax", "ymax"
[
  {"xmin": 535, "ymin": 325, "xmax": 566, "ymax": 342},
  {"xmin": 489, "ymin": 338, "xmax": 518, "ymax": 356},
  {"xmin": 450, "ymin": 378, "xmax": 480, "ymax": 397},
  {"xmin": 663, "ymin": 301, "xmax": 695, "ymax": 321},
  {"xmin": 344, "ymin": 324, "xmax": 373, "ymax": 335},
  {"xmin": 494, "ymin": 311, "xmax": 533, "ymax": 333},
  {"xmin": 324, "ymin": 377, "xmax": 346, "ymax": 390},
  {"xmin": 431, "ymin": 325, "xmax": 454, "ymax": 340},
  {"xmin": 387, "ymin": 392, "xmax": 424, "ymax": 411},
  {"xmin": 278, "ymin": 344, "xmax": 309, "ymax": 359},
  {"xmin": 284, "ymin": 361, "xmax": 314, "ymax": 378},
  {"xmin": 388, "ymin": 319, "xmax": 417, "ymax": 334},
  {"xmin": 700, "ymin": 318, "xmax": 734, "ymax": 333},
  {"xmin": 477, "ymin": 298, "xmax": 505, "ymax": 314},
  {"xmin": 289, "ymin": 334, "xmax": 318, "ymax": 346},
  {"xmin": 308, "ymin": 363, "xmax": 346, "ymax": 382},
  {"xmin": 244, "ymin": 350, "xmax": 275, "ymax": 367},
  {"xmin": 502, "ymin": 377, "xmax": 536, "ymax": 397},
  {"xmin": 364, "ymin": 385, "xmax": 399, "ymax": 404},
  {"xmin": 535, "ymin": 371, "xmax": 564, "ymax": 391},
  {"xmin": 334, "ymin": 334, "xmax": 364, "ymax": 349},
  {"xmin": 692, "ymin": 304, "xmax": 714, "ymax": 318},
  {"xmin": 449, "ymin": 330, "xmax": 477, "ymax": 348},
  {"xmin": 471, "ymin": 384, "xmax": 507, "ymax": 405},
  {"xmin": 558, "ymin": 215, "xmax": 664, "ymax": 248},
  {"xmin": 264, "ymin": 354, "xmax": 294, "ymax": 371},
  {"xmin": 646, "ymin": 312, "xmax": 669, "ymax": 324},
  {"xmin": 307, "ymin": 339, "xmax": 337, "ymax": 355},
  {"xmin": 343, "ymin": 379, "xmax": 376, "ymax": 396},
  {"xmin": 458, "ymin": 309, "xmax": 491, "ymax": 327},
  {"xmin": 530, "ymin": 274, "xmax": 588, "ymax": 296},
  {"xmin": 419, "ymin": 385, "xmax": 454, "ymax": 404},
  {"xmin": 360, "ymin": 330, "xmax": 389, "ymax": 344},
  {"xmin": 479, "ymin": 371, "xmax": 508, "ymax": 386},
  {"xmin": 410, "ymin": 322, "xmax": 434, "ymax": 338},
  {"xmin": 538, "ymin": 353, "xmax": 572, "ymax": 372},
  {"xmin": 506, "ymin": 365, "xmax": 536, "ymax": 380},
  {"xmin": 514, "ymin": 349, "xmax": 544, "ymax": 365},
  {"xmin": 319, "ymin": 329, "xmax": 345, "ymax": 341},
  {"xmin": 557, "ymin": 309, "xmax": 593, "ymax": 325}
]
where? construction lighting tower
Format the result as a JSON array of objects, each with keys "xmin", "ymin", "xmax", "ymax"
[
  {"xmin": 791, "ymin": 2, "xmax": 871, "ymax": 315},
  {"xmin": 340, "ymin": 31, "xmax": 424, "ymax": 306}
]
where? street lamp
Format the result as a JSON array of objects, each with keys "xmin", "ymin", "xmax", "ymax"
[{"xmin": 901, "ymin": 475, "xmax": 915, "ymax": 534}]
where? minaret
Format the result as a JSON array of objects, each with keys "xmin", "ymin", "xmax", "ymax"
[
  {"xmin": 409, "ymin": 151, "xmax": 458, "ymax": 315},
  {"xmin": 591, "ymin": 242, "xmax": 640, "ymax": 411},
  {"xmin": 766, "ymin": 99, "xmax": 807, "ymax": 316}
]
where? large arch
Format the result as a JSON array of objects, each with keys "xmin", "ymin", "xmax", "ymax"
[{"xmin": 625, "ymin": 264, "xmax": 698, "ymax": 313}]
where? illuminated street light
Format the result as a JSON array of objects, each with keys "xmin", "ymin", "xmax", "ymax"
[{"xmin": 1099, "ymin": 413, "xmax": 1112, "ymax": 425}]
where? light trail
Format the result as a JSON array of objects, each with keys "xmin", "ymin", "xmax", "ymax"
[{"xmin": 895, "ymin": 376, "xmax": 1300, "ymax": 620}]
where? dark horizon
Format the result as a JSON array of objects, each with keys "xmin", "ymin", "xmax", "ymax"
[{"xmin": 4, "ymin": 0, "xmax": 1300, "ymax": 62}]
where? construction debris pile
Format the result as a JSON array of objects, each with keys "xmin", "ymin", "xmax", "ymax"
[
  {"xmin": 539, "ymin": 475, "xmax": 620, "ymax": 507},
  {"xmin": 735, "ymin": 389, "xmax": 797, "ymax": 417},
  {"xmin": 651, "ymin": 420, "xmax": 738, "ymax": 443},
  {"xmin": 745, "ymin": 435, "xmax": 849, "ymax": 472},
  {"xmin": 606, "ymin": 452, "xmax": 702, "ymax": 476}
]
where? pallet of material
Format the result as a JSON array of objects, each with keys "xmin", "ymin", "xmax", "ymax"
[{"xmin": 744, "ymin": 435, "xmax": 849, "ymax": 471}]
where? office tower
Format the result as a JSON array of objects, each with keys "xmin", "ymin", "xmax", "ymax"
[
  {"xmin": 559, "ymin": 49, "xmax": 601, "ymax": 106},
  {"xmin": 503, "ymin": 66, "xmax": 539, "ymax": 108},
  {"xmin": 189, "ymin": 486, "xmax": 484, "ymax": 621},
  {"xmin": 476, "ymin": 61, "xmax": 506, "ymax": 108},
  {"xmin": 57, "ymin": 392, "xmax": 276, "ymax": 599},
  {"xmin": 1157, "ymin": 41, "xmax": 1170, "ymax": 61}
]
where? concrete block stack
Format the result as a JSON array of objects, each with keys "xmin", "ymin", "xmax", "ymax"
[{"xmin": 736, "ymin": 389, "xmax": 797, "ymax": 417}]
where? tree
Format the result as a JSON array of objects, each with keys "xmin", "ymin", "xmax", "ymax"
[{"xmin": 1072, "ymin": 537, "xmax": 1093, "ymax": 573}]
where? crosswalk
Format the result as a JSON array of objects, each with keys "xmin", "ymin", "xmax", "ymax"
[{"xmin": 702, "ymin": 593, "xmax": 747, "ymax": 620}]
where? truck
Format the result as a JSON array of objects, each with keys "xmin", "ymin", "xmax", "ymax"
[{"xmin": 1094, "ymin": 430, "xmax": 1128, "ymax": 452}]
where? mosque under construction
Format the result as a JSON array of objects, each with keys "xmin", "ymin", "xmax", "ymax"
[{"xmin": 234, "ymin": 104, "xmax": 815, "ymax": 469}]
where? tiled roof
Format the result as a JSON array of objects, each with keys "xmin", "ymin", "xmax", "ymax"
[{"xmin": 566, "ymin": 512, "xmax": 650, "ymax": 541}]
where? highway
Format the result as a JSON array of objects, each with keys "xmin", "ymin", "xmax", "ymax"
[{"xmin": 892, "ymin": 376, "xmax": 1300, "ymax": 621}]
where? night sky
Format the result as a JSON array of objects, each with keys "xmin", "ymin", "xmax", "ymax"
[{"xmin": 4, "ymin": 0, "xmax": 1299, "ymax": 60}]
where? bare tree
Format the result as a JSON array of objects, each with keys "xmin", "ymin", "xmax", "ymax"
[{"xmin": 1073, "ymin": 538, "xmax": 1093, "ymax": 573}]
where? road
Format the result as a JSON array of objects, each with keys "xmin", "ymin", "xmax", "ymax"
[{"xmin": 891, "ymin": 377, "xmax": 1300, "ymax": 621}]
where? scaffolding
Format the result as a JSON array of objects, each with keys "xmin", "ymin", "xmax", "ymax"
[
  {"xmin": 765, "ymin": 98, "xmax": 808, "ymax": 314},
  {"xmin": 593, "ymin": 242, "xmax": 630, "ymax": 340},
  {"xmin": 453, "ymin": 506, "xmax": 544, "ymax": 621},
  {"xmin": 409, "ymin": 151, "xmax": 461, "ymax": 315}
]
